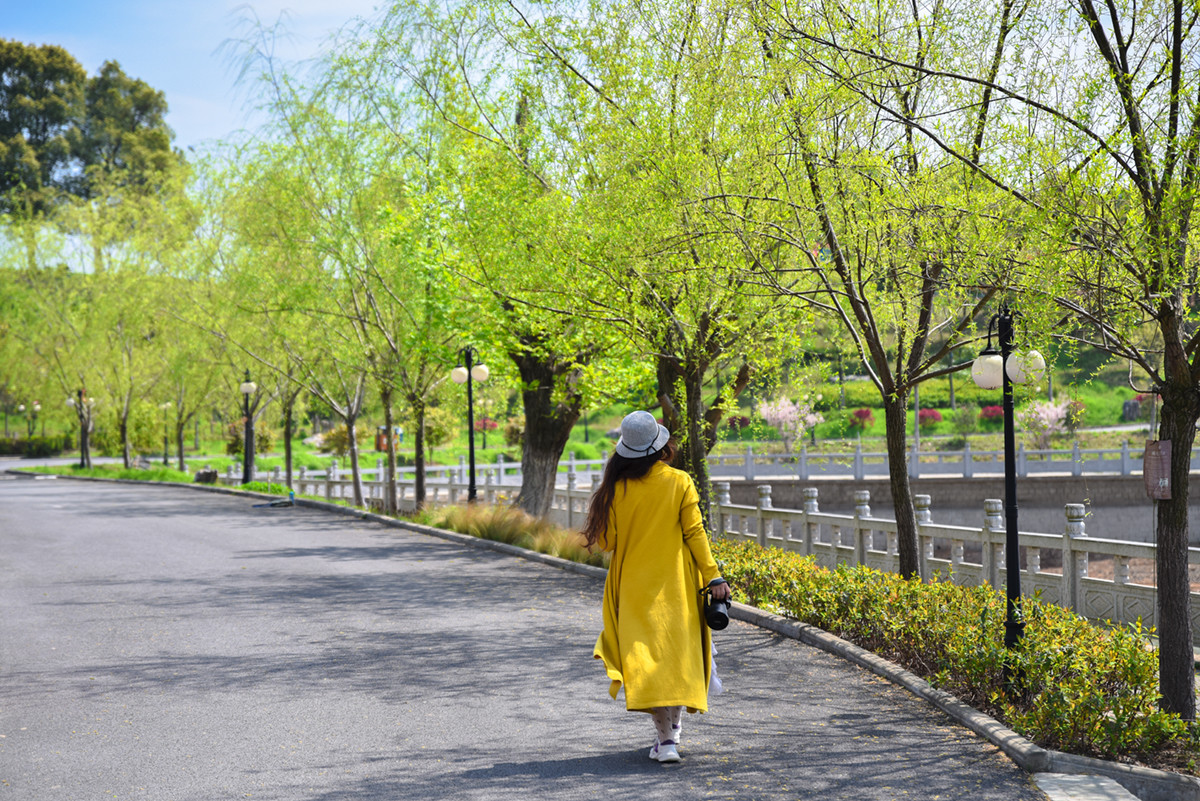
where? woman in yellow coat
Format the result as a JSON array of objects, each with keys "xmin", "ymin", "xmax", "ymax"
[{"xmin": 582, "ymin": 411, "xmax": 731, "ymax": 764}]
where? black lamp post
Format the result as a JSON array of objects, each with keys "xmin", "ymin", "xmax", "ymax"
[
  {"xmin": 971, "ymin": 305, "xmax": 1046, "ymax": 650},
  {"xmin": 240, "ymin": 370, "xmax": 257, "ymax": 485},
  {"xmin": 451, "ymin": 347, "xmax": 489, "ymax": 502}
]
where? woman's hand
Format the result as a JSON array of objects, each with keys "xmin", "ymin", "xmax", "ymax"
[{"xmin": 709, "ymin": 580, "xmax": 731, "ymax": 601}]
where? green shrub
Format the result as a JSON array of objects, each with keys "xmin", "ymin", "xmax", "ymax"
[
  {"xmin": 564, "ymin": 439, "xmax": 601, "ymax": 461},
  {"xmin": 0, "ymin": 434, "xmax": 71, "ymax": 456},
  {"xmin": 225, "ymin": 420, "xmax": 275, "ymax": 457},
  {"xmin": 242, "ymin": 481, "xmax": 290, "ymax": 495},
  {"xmin": 711, "ymin": 539, "xmax": 1189, "ymax": 762}
]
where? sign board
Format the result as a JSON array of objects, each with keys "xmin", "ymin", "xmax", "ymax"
[{"xmin": 1144, "ymin": 440, "xmax": 1171, "ymax": 500}]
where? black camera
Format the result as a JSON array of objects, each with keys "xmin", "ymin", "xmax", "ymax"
[{"xmin": 700, "ymin": 580, "xmax": 731, "ymax": 630}]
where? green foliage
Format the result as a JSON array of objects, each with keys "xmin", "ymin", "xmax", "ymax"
[
  {"xmin": 0, "ymin": 434, "xmax": 70, "ymax": 456},
  {"xmin": 504, "ymin": 416, "xmax": 525, "ymax": 448},
  {"xmin": 712, "ymin": 540, "xmax": 1189, "ymax": 762},
  {"xmin": 949, "ymin": 405, "xmax": 979, "ymax": 436},
  {"xmin": 225, "ymin": 420, "xmax": 275, "ymax": 457},
  {"xmin": 564, "ymin": 439, "xmax": 601, "ymax": 461},
  {"xmin": 241, "ymin": 481, "xmax": 290, "ymax": 495},
  {"xmin": 419, "ymin": 406, "xmax": 457, "ymax": 452},
  {"xmin": 93, "ymin": 403, "xmax": 157, "ymax": 457},
  {"xmin": 318, "ymin": 423, "xmax": 367, "ymax": 457}
]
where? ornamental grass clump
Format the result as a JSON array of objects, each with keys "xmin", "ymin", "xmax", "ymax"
[
  {"xmin": 711, "ymin": 539, "xmax": 1193, "ymax": 764},
  {"xmin": 424, "ymin": 503, "xmax": 608, "ymax": 568}
]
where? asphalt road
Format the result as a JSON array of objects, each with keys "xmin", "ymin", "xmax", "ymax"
[{"xmin": 0, "ymin": 479, "xmax": 1046, "ymax": 800}]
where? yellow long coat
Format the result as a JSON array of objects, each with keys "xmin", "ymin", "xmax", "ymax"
[{"xmin": 592, "ymin": 461, "xmax": 722, "ymax": 713}]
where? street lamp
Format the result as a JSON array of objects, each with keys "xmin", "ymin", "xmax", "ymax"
[
  {"xmin": 971, "ymin": 304, "xmax": 1046, "ymax": 651},
  {"xmin": 451, "ymin": 347, "xmax": 489, "ymax": 501},
  {"xmin": 18, "ymin": 401, "xmax": 39, "ymax": 439},
  {"xmin": 240, "ymin": 370, "xmax": 257, "ymax": 485},
  {"xmin": 159, "ymin": 401, "xmax": 173, "ymax": 466}
]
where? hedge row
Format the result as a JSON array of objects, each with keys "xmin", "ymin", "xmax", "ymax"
[
  {"xmin": 712, "ymin": 539, "xmax": 1194, "ymax": 764},
  {"xmin": 0, "ymin": 435, "xmax": 71, "ymax": 457}
]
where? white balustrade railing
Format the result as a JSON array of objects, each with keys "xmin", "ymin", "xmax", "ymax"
[
  {"xmin": 204, "ymin": 441, "xmax": 1200, "ymax": 489},
  {"xmin": 706, "ymin": 481, "xmax": 1200, "ymax": 646}
]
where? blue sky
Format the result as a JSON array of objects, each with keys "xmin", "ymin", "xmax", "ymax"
[{"xmin": 5, "ymin": 0, "xmax": 386, "ymax": 151}]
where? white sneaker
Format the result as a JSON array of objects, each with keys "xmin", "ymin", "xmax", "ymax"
[{"xmin": 653, "ymin": 741, "xmax": 680, "ymax": 763}]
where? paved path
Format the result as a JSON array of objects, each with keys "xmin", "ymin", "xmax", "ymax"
[{"xmin": 0, "ymin": 479, "xmax": 1045, "ymax": 800}]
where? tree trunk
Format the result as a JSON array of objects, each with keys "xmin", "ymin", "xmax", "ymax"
[
  {"xmin": 382, "ymin": 385, "xmax": 397, "ymax": 515},
  {"xmin": 175, "ymin": 420, "xmax": 186, "ymax": 472},
  {"xmin": 81, "ymin": 418, "xmax": 92, "ymax": 469},
  {"xmin": 1154, "ymin": 306, "xmax": 1197, "ymax": 717},
  {"xmin": 282, "ymin": 398, "xmax": 294, "ymax": 490},
  {"xmin": 412, "ymin": 397, "xmax": 427, "ymax": 509},
  {"xmin": 120, "ymin": 415, "xmax": 131, "ymax": 469},
  {"xmin": 512, "ymin": 354, "xmax": 580, "ymax": 519},
  {"xmin": 345, "ymin": 416, "xmax": 365, "ymax": 507},
  {"xmin": 676, "ymin": 366, "xmax": 713, "ymax": 525},
  {"xmin": 883, "ymin": 397, "xmax": 920, "ymax": 578}
]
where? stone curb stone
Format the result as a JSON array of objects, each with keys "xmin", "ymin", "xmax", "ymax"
[
  {"xmin": 18, "ymin": 473, "xmax": 1200, "ymax": 801},
  {"xmin": 1034, "ymin": 773, "xmax": 1139, "ymax": 801}
]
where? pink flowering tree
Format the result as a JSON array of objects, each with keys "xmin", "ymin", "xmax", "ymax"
[
  {"xmin": 1017, "ymin": 400, "xmax": 1069, "ymax": 449},
  {"xmin": 759, "ymin": 395, "xmax": 824, "ymax": 452}
]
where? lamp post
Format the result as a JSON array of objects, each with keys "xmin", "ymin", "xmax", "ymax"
[
  {"xmin": 18, "ymin": 401, "xmax": 39, "ymax": 439},
  {"xmin": 159, "ymin": 401, "xmax": 172, "ymax": 466},
  {"xmin": 451, "ymin": 347, "xmax": 489, "ymax": 501},
  {"xmin": 240, "ymin": 370, "xmax": 257, "ymax": 485},
  {"xmin": 971, "ymin": 305, "xmax": 1046, "ymax": 651}
]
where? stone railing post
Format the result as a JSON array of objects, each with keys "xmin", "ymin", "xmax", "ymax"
[
  {"xmin": 1017, "ymin": 444, "xmax": 1027, "ymax": 478},
  {"xmin": 226, "ymin": 464, "xmax": 236, "ymax": 481},
  {"xmin": 1071, "ymin": 441, "xmax": 1082, "ymax": 477},
  {"xmin": 802, "ymin": 487, "xmax": 818, "ymax": 556},
  {"xmin": 297, "ymin": 465, "xmax": 308, "ymax": 495},
  {"xmin": 496, "ymin": 453, "xmax": 506, "ymax": 484},
  {"xmin": 963, "ymin": 441, "xmax": 973, "ymax": 478},
  {"xmin": 853, "ymin": 442, "xmax": 864, "ymax": 481},
  {"xmin": 484, "ymin": 469, "xmax": 495, "ymax": 504},
  {"xmin": 271, "ymin": 466, "xmax": 282, "ymax": 486},
  {"xmin": 744, "ymin": 445, "xmax": 755, "ymax": 481},
  {"xmin": 714, "ymin": 481, "xmax": 731, "ymax": 538},
  {"xmin": 1120, "ymin": 441, "xmax": 1131, "ymax": 476},
  {"xmin": 756, "ymin": 484, "xmax": 773, "ymax": 546},
  {"xmin": 458, "ymin": 456, "xmax": 467, "ymax": 484},
  {"xmin": 913, "ymin": 494, "xmax": 932, "ymax": 581},
  {"xmin": 853, "ymin": 490, "xmax": 871, "ymax": 566},
  {"xmin": 566, "ymin": 472, "xmax": 578, "ymax": 528},
  {"xmin": 1063, "ymin": 503, "xmax": 1088, "ymax": 612},
  {"xmin": 981, "ymin": 498, "xmax": 1003, "ymax": 590},
  {"xmin": 908, "ymin": 444, "xmax": 919, "ymax": 480},
  {"xmin": 798, "ymin": 445, "xmax": 809, "ymax": 480}
]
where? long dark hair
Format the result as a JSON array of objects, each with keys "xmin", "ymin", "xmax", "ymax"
[{"xmin": 581, "ymin": 439, "xmax": 677, "ymax": 549}]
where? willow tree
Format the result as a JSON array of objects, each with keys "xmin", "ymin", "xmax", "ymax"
[
  {"xmin": 690, "ymin": 0, "xmax": 1055, "ymax": 579},
  {"xmin": 479, "ymin": 0, "xmax": 798, "ymax": 513},
  {"xmin": 368, "ymin": 0, "xmax": 643, "ymax": 518},
  {"xmin": 222, "ymin": 20, "xmax": 476, "ymax": 509}
]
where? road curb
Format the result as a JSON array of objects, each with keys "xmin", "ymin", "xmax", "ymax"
[{"xmin": 16, "ymin": 474, "xmax": 1200, "ymax": 800}]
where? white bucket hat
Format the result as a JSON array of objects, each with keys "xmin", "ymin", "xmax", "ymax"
[{"xmin": 615, "ymin": 410, "xmax": 670, "ymax": 458}]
